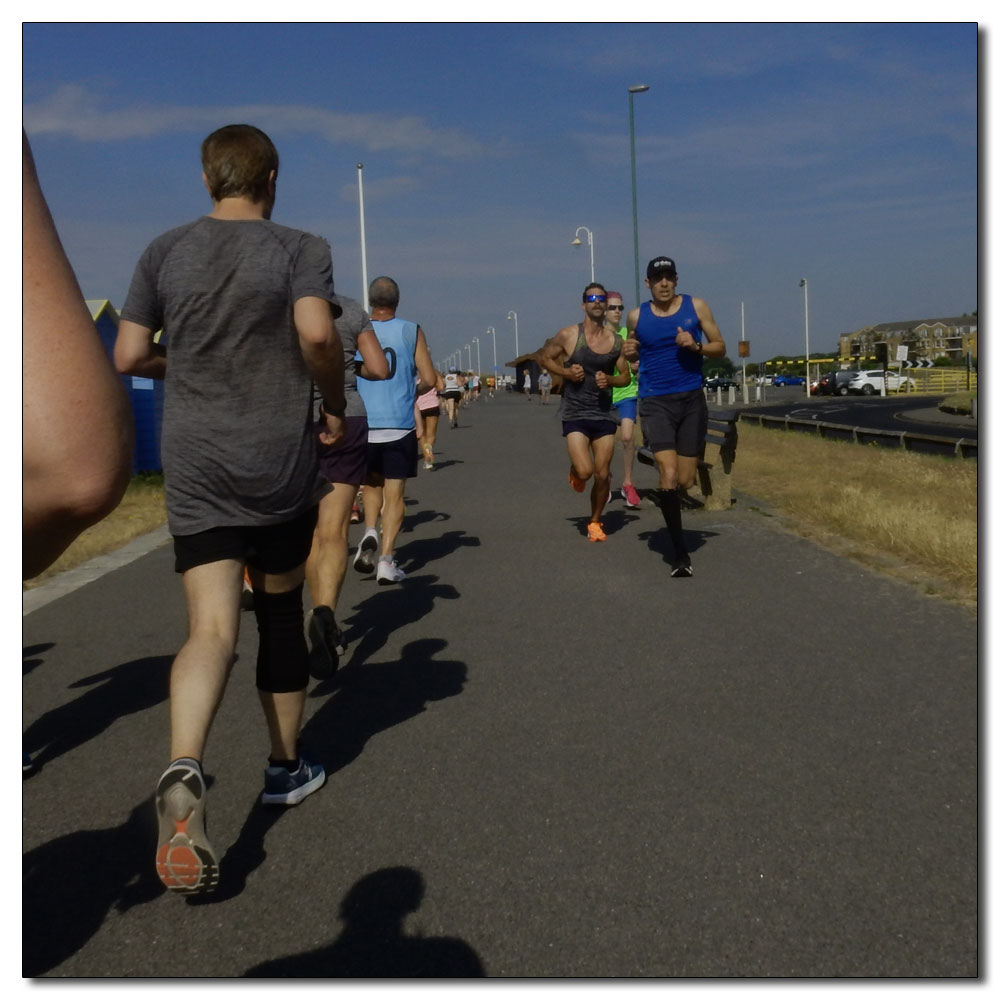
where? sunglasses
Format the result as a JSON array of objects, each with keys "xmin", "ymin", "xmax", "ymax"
[
  {"xmin": 585, "ymin": 294, "xmax": 607, "ymax": 302},
  {"xmin": 606, "ymin": 304, "xmax": 624, "ymax": 310}
]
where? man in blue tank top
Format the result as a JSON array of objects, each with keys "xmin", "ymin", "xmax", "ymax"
[
  {"xmin": 540, "ymin": 282, "xmax": 632, "ymax": 542},
  {"xmin": 623, "ymin": 256, "xmax": 726, "ymax": 577}
]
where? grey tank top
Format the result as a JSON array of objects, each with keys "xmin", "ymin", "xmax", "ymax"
[{"xmin": 559, "ymin": 324, "xmax": 622, "ymax": 421}]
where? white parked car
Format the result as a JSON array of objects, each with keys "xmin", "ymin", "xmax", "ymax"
[{"xmin": 846, "ymin": 370, "xmax": 916, "ymax": 395}]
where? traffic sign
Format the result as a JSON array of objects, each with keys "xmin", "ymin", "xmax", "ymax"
[{"xmin": 902, "ymin": 358, "xmax": 934, "ymax": 368}]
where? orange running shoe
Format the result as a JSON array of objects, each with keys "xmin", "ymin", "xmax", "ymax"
[
  {"xmin": 586, "ymin": 521, "xmax": 606, "ymax": 542},
  {"xmin": 569, "ymin": 466, "xmax": 586, "ymax": 492}
]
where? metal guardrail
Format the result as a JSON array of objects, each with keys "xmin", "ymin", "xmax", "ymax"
[{"xmin": 737, "ymin": 411, "xmax": 977, "ymax": 459}]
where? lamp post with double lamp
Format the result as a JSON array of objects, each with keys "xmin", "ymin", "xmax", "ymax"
[
  {"xmin": 628, "ymin": 85, "xmax": 650, "ymax": 308},
  {"xmin": 799, "ymin": 278, "xmax": 810, "ymax": 396},
  {"xmin": 571, "ymin": 226, "xmax": 595, "ymax": 283},
  {"xmin": 507, "ymin": 310, "xmax": 519, "ymax": 359},
  {"xmin": 464, "ymin": 343, "xmax": 472, "ymax": 373},
  {"xmin": 472, "ymin": 337, "xmax": 481, "ymax": 378}
]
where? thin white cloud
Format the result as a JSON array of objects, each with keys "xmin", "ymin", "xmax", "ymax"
[{"xmin": 22, "ymin": 84, "xmax": 490, "ymax": 159}]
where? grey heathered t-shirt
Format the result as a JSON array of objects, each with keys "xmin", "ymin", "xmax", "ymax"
[
  {"xmin": 121, "ymin": 216, "xmax": 336, "ymax": 536},
  {"xmin": 311, "ymin": 295, "xmax": 374, "ymax": 420}
]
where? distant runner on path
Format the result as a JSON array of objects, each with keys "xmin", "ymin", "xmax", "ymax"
[
  {"xmin": 624, "ymin": 256, "xmax": 726, "ymax": 577},
  {"xmin": 604, "ymin": 291, "xmax": 641, "ymax": 510},
  {"xmin": 540, "ymin": 282, "xmax": 631, "ymax": 542}
]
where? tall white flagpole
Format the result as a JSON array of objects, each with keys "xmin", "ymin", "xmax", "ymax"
[{"xmin": 358, "ymin": 163, "xmax": 369, "ymax": 312}]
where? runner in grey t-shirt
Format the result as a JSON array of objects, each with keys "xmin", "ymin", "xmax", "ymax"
[{"xmin": 115, "ymin": 124, "xmax": 347, "ymax": 895}]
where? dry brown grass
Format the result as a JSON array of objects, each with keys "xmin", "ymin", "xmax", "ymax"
[
  {"xmin": 24, "ymin": 474, "xmax": 167, "ymax": 590},
  {"xmin": 733, "ymin": 423, "xmax": 978, "ymax": 609}
]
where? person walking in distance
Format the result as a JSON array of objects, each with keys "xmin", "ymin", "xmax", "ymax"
[
  {"xmin": 416, "ymin": 370, "xmax": 445, "ymax": 469},
  {"xmin": 304, "ymin": 294, "xmax": 389, "ymax": 679},
  {"xmin": 605, "ymin": 291, "xmax": 641, "ymax": 509},
  {"xmin": 522, "ymin": 368, "xmax": 532, "ymax": 399},
  {"xmin": 624, "ymin": 256, "xmax": 726, "ymax": 577},
  {"xmin": 441, "ymin": 366, "xmax": 463, "ymax": 428},
  {"xmin": 540, "ymin": 283, "xmax": 631, "ymax": 542},
  {"xmin": 115, "ymin": 124, "xmax": 347, "ymax": 894},
  {"xmin": 354, "ymin": 276, "xmax": 438, "ymax": 584},
  {"xmin": 537, "ymin": 368, "xmax": 553, "ymax": 404}
]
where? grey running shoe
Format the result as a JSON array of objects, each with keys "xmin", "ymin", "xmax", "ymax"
[
  {"xmin": 376, "ymin": 557, "xmax": 406, "ymax": 585},
  {"xmin": 155, "ymin": 759, "xmax": 219, "ymax": 894},
  {"xmin": 353, "ymin": 529, "xmax": 379, "ymax": 574},
  {"xmin": 307, "ymin": 605, "xmax": 344, "ymax": 679},
  {"xmin": 261, "ymin": 756, "xmax": 326, "ymax": 806}
]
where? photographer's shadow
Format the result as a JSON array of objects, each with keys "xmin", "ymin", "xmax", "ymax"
[{"xmin": 243, "ymin": 866, "xmax": 485, "ymax": 977}]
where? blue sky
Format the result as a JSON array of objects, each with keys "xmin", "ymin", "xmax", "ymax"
[{"xmin": 21, "ymin": 20, "xmax": 979, "ymax": 369}]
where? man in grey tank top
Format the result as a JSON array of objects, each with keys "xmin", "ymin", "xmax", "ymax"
[
  {"xmin": 116, "ymin": 124, "xmax": 347, "ymax": 895},
  {"xmin": 539, "ymin": 283, "xmax": 631, "ymax": 542}
]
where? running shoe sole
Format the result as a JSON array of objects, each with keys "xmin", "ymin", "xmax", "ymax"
[
  {"xmin": 353, "ymin": 532, "xmax": 379, "ymax": 574},
  {"xmin": 155, "ymin": 764, "xmax": 219, "ymax": 894}
]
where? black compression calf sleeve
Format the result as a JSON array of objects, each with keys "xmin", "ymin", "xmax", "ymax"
[
  {"xmin": 252, "ymin": 584, "xmax": 309, "ymax": 693},
  {"xmin": 654, "ymin": 488, "xmax": 688, "ymax": 558}
]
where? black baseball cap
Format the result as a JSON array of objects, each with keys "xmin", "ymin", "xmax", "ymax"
[{"xmin": 646, "ymin": 256, "xmax": 678, "ymax": 280}]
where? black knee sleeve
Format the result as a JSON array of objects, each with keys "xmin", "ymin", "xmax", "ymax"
[{"xmin": 252, "ymin": 585, "xmax": 309, "ymax": 693}]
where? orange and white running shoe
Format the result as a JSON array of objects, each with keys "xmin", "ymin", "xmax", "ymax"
[
  {"xmin": 586, "ymin": 521, "xmax": 607, "ymax": 542},
  {"xmin": 154, "ymin": 759, "xmax": 218, "ymax": 894}
]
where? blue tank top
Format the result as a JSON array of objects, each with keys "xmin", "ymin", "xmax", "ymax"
[
  {"xmin": 357, "ymin": 317, "xmax": 418, "ymax": 429},
  {"xmin": 635, "ymin": 295, "xmax": 704, "ymax": 396}
]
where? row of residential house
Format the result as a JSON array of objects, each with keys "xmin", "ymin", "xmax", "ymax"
[{"xmin": 838, "ymin": 315, "xmax": 977, "ymax": 365}]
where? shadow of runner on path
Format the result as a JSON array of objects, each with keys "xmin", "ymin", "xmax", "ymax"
[
  {"xmin": 394, "ymin": 530, "xmax": 480, "ymax": 574},
  {"xmin": 23, "ymin": 795, "xmax": 165, "ymax": 976},
  {"xmin": 242, "ymin": 866, "xmax": 485, "ymax": 977},
  {"xmin": 333, "ymin": 574, "xmax": 459, "ymax": 668},
  {"xmin": 22, "ymin": 655, "xmax": 171, "ymax": 774},
  {"xmin": 637, "ymin": 525, "xmax": 718, "ymax": 562},
  {"xmin": 302, "ymin": 638, "xmax": 468, "ymax": 778},
  {"xmin": 22, "ymin": 642, "xmax": 54, "ymax": 678}
]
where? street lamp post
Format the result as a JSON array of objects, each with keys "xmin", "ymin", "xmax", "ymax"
[
  {"xmin": 571, "ymin": 226, "xmax": 595, "ymax": 283},
  {"xmin": 487, "ymin": 326, "xmax": 497, "ymax": 371},
  {"xmin": 357, "ymin": 163, "xmax": 369, "ymax": 312},
  {"xmin": 507, "ymin": 310, "xmax": 519, "ymax": 359},
  {"xmin": 799, "ymin": 278, "xmax": 810, "ymax": 396},
  {"xmin": 628, "ymin": 85, "xmax": 650, "ymax": 308},
  {"xmin": 464, "ymin": 343, "xmax": 472, "ymax": 372},
  {"xmin": 472, "ymin": 337, "xmax": 481, "ymax": 378}
]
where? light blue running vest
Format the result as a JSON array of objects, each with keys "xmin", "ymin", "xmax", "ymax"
[{"xmin": 357, "ymin": 317, "xmax": 419, "ymax": 429}]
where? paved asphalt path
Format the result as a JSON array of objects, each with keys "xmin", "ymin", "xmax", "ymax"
[{"xmin": 23, "ymin": 392, "xmax": 977, "ymax": 978}]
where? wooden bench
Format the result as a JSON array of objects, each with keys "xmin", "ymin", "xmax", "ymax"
[{"xmin": 636, "ymin": 409, "xmax": 739, "ymax": 511}]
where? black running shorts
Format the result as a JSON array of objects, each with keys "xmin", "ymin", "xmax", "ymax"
[{"xmin": 638, "ymin": 389, "xmax": 708, "ymax": 457}]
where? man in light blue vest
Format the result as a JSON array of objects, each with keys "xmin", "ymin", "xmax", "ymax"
[{"xmin": 354, "ymin": 276, "xmax": 438, "ymax": 584}]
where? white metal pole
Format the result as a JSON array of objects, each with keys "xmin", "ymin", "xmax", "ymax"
[
  {"xmin": 800, "ymin": 278, "xmax": 810, "ymax": 396},
  {"xmin": 508, "ymin": 311, "xmax": 519, "ymax": 359},
  {"xmin": 358, "ymin": 164, "xmax": 369, "ymax": 312}
]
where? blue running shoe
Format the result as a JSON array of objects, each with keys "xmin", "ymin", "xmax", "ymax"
[{"xmin": 260, "ymin": 756, "xmax": 326, "ymax": 806}]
